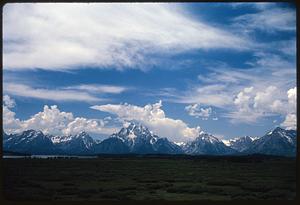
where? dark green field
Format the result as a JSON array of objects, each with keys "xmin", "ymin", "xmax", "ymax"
[{"xmin": 2, "ymin": 155, "xmax": 296, "ymax": 201}]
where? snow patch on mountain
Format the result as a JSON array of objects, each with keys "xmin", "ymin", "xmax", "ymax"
[{"xmin": 174, "ymin": 142, "xmax": 186, "ymax": 146}]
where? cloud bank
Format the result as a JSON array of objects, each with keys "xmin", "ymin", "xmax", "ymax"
[{"xmin": 3, "ymin": 96, "xmax": 117, "ymax": 136}]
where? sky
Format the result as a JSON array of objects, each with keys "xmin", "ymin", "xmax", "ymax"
[{"xmin": 2, "ymin": 2, "xmax": 297, "ymax": 142}]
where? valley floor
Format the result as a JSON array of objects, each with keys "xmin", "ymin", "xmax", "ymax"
[{"xmin": 2, "ymin": 155, "xmax": 296, "ymax": 201}]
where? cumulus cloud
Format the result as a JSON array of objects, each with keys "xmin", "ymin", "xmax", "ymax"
[
  {"xmin": 3, "ymin": 3, "xmax": 248, "ymax": 71},
  {"xmin": 223, "ymin": 86, "xmax": 265, "ymax": 123},
  {"xmin": 253, "ymin": 86, "xmax": 285, "ymax": 112},
  {"xmin": 234, "ymin": 86, "xmax": 254, "ymax": 113},
  {"xmin": 2, "ymin": 96, "xmax": 117, "ymax": 136},
  {"xmin": 281, "ymin": 114, "xmax": 296, "ymax": 130},
  {"xmin": 3, "ymin": 95, "xmax": 22, "ymax": 133},
  {"xmin": 229, "ymin": 86, "xmax": 279, "ymax": 123},
  {"xmin": 287, "ymin": 87, "xmax": 296, "ymax": 111},
  {"xmin": 281, "ymin": 87, "xmax": 296, "ymax": 129},
  {"xmin": 91, "ymin": 101, "xmax": 201, "ymax": 142},
  {"xmin": 21, "ymin": 105, "xmax": 74, "ymax": 135},
  {"xmin": 3, "ymin": 95, "xmax": 16, "ymax": 108},
  {"xmin": 227, "ymin": 86, "xmax": 296, "ymax": 127},
  {"xmin": 63, "ymin": 117, "xmax": 116, "ymax": 136},
  {"xmin": 185, "ymin": 104, "xmax": 212, "ymax": 120}
]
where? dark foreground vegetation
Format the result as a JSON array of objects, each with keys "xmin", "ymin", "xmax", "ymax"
[{"xmin": 3, "ymin": 155, "xmax": 296, "ymax": 201}]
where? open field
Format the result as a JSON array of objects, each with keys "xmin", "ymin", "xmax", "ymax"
[{"xmin": 2, "ymin": 155, "xmax": 296, "ymax": 201}]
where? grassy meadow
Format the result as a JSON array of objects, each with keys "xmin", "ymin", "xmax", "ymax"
[{"xmin": 3, "ymin": 155, "xmax": 296, "ymax": 201}]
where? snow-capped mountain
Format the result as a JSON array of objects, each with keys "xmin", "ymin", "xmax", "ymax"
[
  {"xmin": 243, "ymin": 127, "xmax": 297, "ymax": 156},
  {"xmin": 114, "ymin": 123, "xmax": 157, "ymax": 153},
  {"xmin": 225, "ymin": 136, "xmax": 258, "ymax": 152},
  {"xmin": 3, "ymin": 130, "xmax": 58, "ymax": 155},
  {"xmin": 183, "ymin": 133, "xmax": 237, "ymax": 155},
  {"xmin": 94, "ymin": 123, "xmax": 183, "ymax": 154},
  {"xmin": 51, "ymin": 131, "xmax": 96, "ymax": 155},
  {"xmin": 2, "ymin": 126, "xmax": 297, "ymax": 156},
  {"xmin": 3, "ymin": 130, "xmax": 96, "ymax": 155}
]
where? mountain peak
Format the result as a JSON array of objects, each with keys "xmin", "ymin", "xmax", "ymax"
[
  {"xmin": 243, "ymin": 127, "xmax": 296, "ymax": 156},
  {"xmin": 197, "ymin": 133, "xmax": 220, "ymax": 144},
  {"xmin": 273, "ymin": 127, "xmax": 288, "ymax": 133},
  {"xmin": 107, "ymin": 123, "xmax": 183, "ymax": 154},
  {"xmin": 184, "ymin": 133, "xmax": 236, "ymax": 155},
  {"xmin": 23, "ymin": 129, "xmax": 41, "ymax": 134},
  {"xmin": 21, "ymin": 129, "xmax": 44, "ymax": 138},
  {"xmin": 76, "ymin": 131, "xmax": 89, "ymax": 137},
  {"xmin": 266, "ymin": 127, "xmax": 291, "ymax": 138},
  {"xmin": 119, "ymin": 122, "xmax": 151, "ymax": 137},
  {"xmin": 126, "ymin": 122, "xmax": 149, "ymax": 131},
  {"xmin": 226, "ymin": 135, "xmax": 256, "ymax": 152},
  {"xmin": 126, "ymin": 122, "xmax": 137, "ymax": 129}
]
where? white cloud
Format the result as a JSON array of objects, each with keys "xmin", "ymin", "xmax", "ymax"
[
  {"xmin": 234, "ymin": 86, "xmax": 254, "ymax": 113},
  {"xmin": 3, "ymin": 95, "xmax": 23, "ymax": 134},
  {"xmin": 170, "ymin": 84, "xmax": 233, "ymax": 108},
  {"xmin": 63, "ymin": 117, "xmax": 117, "ymax": 136},
  {"xmin": 2, "ymin": 96, "xmax": 118, "ymax": 136},
  {"xmin": 91, "ymin": 101, "xmax": 201, "ymax": 142},
  {"xmin": 156, "ymin": 80, "xmax": 295, "ymax": 127},
  {"xmin": 251, "ymin": 53, "xmax": 294, "ymax": 69},
  {"xmin": 3, "ymin": 95, "xmax": 16, "ymax": 108},
  {"xmin": 233, "ymin": 7, "xmax": 296, "ymax": 33},
  {"xmin": 287, "ymin": 87, "xmax": 296, "ymax": 111},
  {"xmin": 3, "ymin": 3, "xmax": 248, "ymax": 71},
  {"xmin": 65, "ymin": 84, "xmax": 129, "ymax": 94},
  {"xmin": 228, "ymin": 86, "xmax": 296, "ymax": 126},
  {"xmin": 281, "ymin": 114, "xmax": 296, "ymax": 130},
  {"xmin": 281, "ymin": 87, "xmax": 296, "ymax": 129},
  {"xmin": 253, "ymin": 86, "xmax": 285, "ymax": 113},
  {"xmin": 156, "ymin": 52, "xmax": 295, "ymax": 126},
  {"xmin": 228, "ymin": 86, "xmax": 280, "ymax": 123},
  {"xmin": 21, "ymin": 105, "xmax": 74, "ymax": 135},
  {"xmin": 223, "ymin": 111, "xmax": 264, "ymax": 124},
  {"xmin": 198, "ymin": 68, "xmax": 255, "ymax": 84},
  {"xmin": 266, "ymin": 39, "xmax": 296, "ymax": 56},
  {"xmin": 185, "ymin": 104, "xmax": 212, "ymax": 120},
  {"xmin": 3, "ymin": 105, "xmax": 22, "ymax": 134},
  {"xmin": 197, "ymin": 54, "xmax": 295, "ymax": 89},
  {"xmin": 226, "ymin": 86, "xmax": 263, "ymax": 123},
  {"xmin": 4, "ymin": 83, "xmax": 103, "ymax": 102}
]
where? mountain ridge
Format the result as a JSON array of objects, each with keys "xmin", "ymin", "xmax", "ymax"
[{"xmin": 2, "ymin": 125, "xmax": 297, "ymax": 156}]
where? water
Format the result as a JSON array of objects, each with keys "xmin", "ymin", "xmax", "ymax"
[{"xmin": 3, "ymin": 155, "xmax": 98, "ymax": 159}]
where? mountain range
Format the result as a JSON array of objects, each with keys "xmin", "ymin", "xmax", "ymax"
[{"xmin": 2, "ymin": 123, "xmax": 297, "ymax": 156}]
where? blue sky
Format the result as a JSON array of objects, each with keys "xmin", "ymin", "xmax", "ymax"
[{"xmin": 3, "ymin": 2, "xmax": 296, "ymax": 142}]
